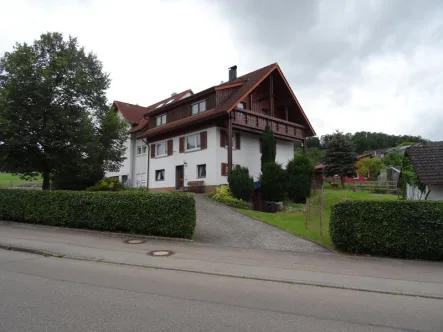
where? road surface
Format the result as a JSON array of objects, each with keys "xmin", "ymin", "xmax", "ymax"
[{"xmin": 0, "ymin": 250, "xmax": 442, "ymax": 332}]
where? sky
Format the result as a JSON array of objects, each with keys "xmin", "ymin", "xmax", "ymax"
[{"xmin": 1, "ymin": 0, "xmax": 442, "ymax": 140}]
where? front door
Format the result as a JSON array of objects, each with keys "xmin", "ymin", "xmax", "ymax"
[{"xmin": 176, "ymin": 165, "xmax": 184, "ymax": 190}]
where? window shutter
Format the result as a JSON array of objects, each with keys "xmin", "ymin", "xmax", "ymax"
[
  {"xmin": 236, "ymin": 164, "xmax": 241, "ymax": 169},
  {"xmin": 179, "ymin": 137, "xmax": 185, "ymax": 153},
  {"xmin": 221, "ymin": 163, "xmax": 227, "ymax": 176},
  {"xmin": 220, "ymin": 129, "xmax": 226, "ymax": 147},
  {"xmin": 235, "ymin": 133, "xmax": 241, "ymax": 150},
  {"xmin": 167, "ymin": 140, "xmax": 173, "ymax": 156},
  {"xmin": 200, "ymin": 131, "xmax": 207, "ymax": 150},
  {"xmin": 151, "ymin": 144, "xmax": 156, "ymax": 158}
]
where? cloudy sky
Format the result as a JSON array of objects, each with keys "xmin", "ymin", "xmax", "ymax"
[{"xmin": 1, "ymin": 0, "xmax": 442, "ymax": 140}]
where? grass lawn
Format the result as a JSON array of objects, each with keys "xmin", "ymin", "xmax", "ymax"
[
  {"xmin": 0, "ymin": 172, "xmax": 42, "ymax": 188},
  {"xmin": 238, "ymin": 189, "xmax": 399, "ymax": 249}
]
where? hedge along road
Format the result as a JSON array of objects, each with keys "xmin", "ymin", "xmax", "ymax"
[{"xmin": 193, "ymin": 195, "xmax": 329, "ymax": 253}]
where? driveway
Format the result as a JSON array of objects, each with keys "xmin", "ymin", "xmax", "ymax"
[{"xmin": 193, "ymin": 195, "xmax": 329, "ymax": 254}]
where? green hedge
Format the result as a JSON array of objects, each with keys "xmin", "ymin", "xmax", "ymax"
[
  {"xmin": 0, "ymin": 190, "xmax": 196, "ymax": 239},
  {"xmin": 330, "ymin": 201, "xmax": 443, "ymax": 260}
]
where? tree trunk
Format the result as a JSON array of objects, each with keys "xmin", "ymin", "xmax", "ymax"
[
  {"xmin": 340, "ymin": 177, "xmax": 345, "ymax": 188},
  {"xmin": 42, "ymin": 170, "xmax": 50, "ymax": 190}
]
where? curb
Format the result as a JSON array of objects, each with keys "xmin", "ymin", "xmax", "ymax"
[
  {"xmin": 0, "ymin": 220, "xmax": 194, "ymax": 243},
  {"xmin": 2, "ymin": 243, "xmax": 441, "ymax": 300}
]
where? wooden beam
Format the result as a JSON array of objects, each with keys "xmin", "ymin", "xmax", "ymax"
[
  {"xmin": 270, "ymin": 74, "xmax": 274, "ymax": 117},
  {"xmin": 227, "ymin": 113, "xmax": 233, "ymax": 172}
]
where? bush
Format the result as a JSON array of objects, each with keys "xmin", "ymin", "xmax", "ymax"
[
  {"xmin": 211, "ymin": 185, "xmax": 248, "ymax": 209},
  {"xmin": 259, "ymin": 162, "xmax": 286, "ymax": 202},
  {"xmin": 260, "ymin": 126, "xmax": 276, "ymax": 170},
  {"xmin": 286, "ymin": 155, "xmax": 314, "ymax": 203},
  {"xmin": 330, "ymin": 201, "xmax": 443, "ymax": 260},
  {"xmin": 228, "ymin": 167, "xmax": 254, "ymax": 202},
  {"xmin": 86, "ymin": 177, "xmax": 125, "ymax": 191},
  {"xmin": 0, "ymin": 190, "xmax": 196, "ymax": 239}
]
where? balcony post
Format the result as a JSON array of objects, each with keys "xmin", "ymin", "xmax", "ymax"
[{"xmin": 227, "ymin": 112, "xmax": 233, "ymax": 172}]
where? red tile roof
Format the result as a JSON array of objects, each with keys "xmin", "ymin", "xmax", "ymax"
[
  {"xmin": 113, "ymin": 89, "xmax": 193, "ymax": 132},
  {"xmin": 112, "ymin": 101, "xmax": 147, "ymax": 124}
]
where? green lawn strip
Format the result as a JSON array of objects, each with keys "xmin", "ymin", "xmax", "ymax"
[
  {"xmin": 238, "ymin": 189, "xmax": 398, "ymax": 249},
  {"xmin": 238, "ymin": 208, "xmax": 333, "ymax": 248},
  {"xmin": 0, "ymin": 173, "xmax": 42, "ymax": 188}
]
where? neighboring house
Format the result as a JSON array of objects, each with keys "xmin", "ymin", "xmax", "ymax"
[
  {"xmin": 107, "ymin": 63, "xmax": 315, "ymax": 192},
  {"xmin": 403, "ymin": 142, "xmax": 443, "ymax": 201},
  {"xmin": 315, "ymin": 153, "xmax": 372, "ymax": 185}
]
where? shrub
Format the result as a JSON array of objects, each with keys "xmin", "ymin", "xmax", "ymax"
[
  {"xmin": 259, "ymin": 162, "xmax": 286, "ymax": 202},
  {"xmin": 286, "ymin": 155, "xmax": 314, "ymax": 203},
  {"xmin": 0, "ymin": 190, "xmax": 196, "ymax": 239},
  {"xmin": 330, "ymin": 201, "xmax": 443, "ymax": 260},
  {"xmin": 211, "ymin": 185, "xmax": 248, "ymax": 209},
  {"xmin": 228, "ymin": 167, "xmax": 254, "ymax": 202},
  {"xmin": 260, "ymin": 126, "xmax": 275, "ymax": 170},
  {"xmin": 86, "ymin": 177, "xmax": 125, "ymax": 191}
]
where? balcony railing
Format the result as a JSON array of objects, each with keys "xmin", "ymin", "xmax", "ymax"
[{"xmin": 231, "ymin": 108, "xmax": 305, "ymax": 140}]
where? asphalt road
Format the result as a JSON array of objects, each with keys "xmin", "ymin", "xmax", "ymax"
[{"xmin": 0, "ymin": 250, "xmax": 442, "ymax": 332}]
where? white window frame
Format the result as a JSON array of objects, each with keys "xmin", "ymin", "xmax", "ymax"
[
  {"xmin": 156, "ymin": 141, "xmax": 167, "ymax": 157},
  {"xmin": 137, "ymin": 146, "xmax": 142, "ymax": 156},
  {"xmin": 185, "ymin": 133, "xmax": 201, "ymax": 152},
  {"xmin": 225, "ymin": 133, "xmax": 237, "ymax": 150},
  {"xmin": 142, "ymin": 146, "xmax": 147, "ymax": 155},
  {"xmin": 155, "ymin": 169, "xmax": 165, "ymax": 181},
  {"xmin": 197, "ymin": 164, "xmax": 206, "ymax": 179},
  {"xmin": 191, "ymin": 100, "xmax": 206, "ymax": 115},
  {"xmin": 156, "ymin": 113, "xmax": 167, "ymax": 126}
]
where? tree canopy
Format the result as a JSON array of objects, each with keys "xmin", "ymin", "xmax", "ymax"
[
  {"xmin": 356, "ymin": 157, "xmax": 385, "ymax": 181},
  {"xmin": 323, "ymin": 130, "xmax": 357, "ymax": 187},
  {"xmin": 0, "ymin": 32, "xmax": 127, "ymax": 189}
]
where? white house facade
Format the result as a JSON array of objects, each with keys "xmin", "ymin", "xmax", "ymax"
[{"xmin": 107, "ymin": 63, "xmax": 316, "ymax": 193}]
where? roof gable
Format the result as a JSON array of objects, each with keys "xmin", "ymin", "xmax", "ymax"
[
  {"xmin": 406, "ymin": 142, "xmax": 443, "ymax": 185},
  {"xmin": 112, "ymin": 101, "xmax": 147, "ymax": 124}
]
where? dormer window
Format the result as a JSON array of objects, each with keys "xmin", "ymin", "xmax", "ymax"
[
  {"xmin": 156, "ymin": 113, "xmax": 167, "ymax": 126},
  {"xmin": 191, "ymin": 100, "xmax": 206, "ymax": 115}
]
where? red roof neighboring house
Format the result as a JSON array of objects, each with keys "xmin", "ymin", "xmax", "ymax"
[
  {"xmin": 112, "ymin": 89, "xmax": 193, "ymax": 132},
  {"xmin": 315, "ymin": 153, "xmax": 373, "ymax": 184}
]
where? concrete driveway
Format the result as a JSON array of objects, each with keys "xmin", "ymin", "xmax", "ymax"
[{"xmin": 193, "ymin": 195, "xmax": 329, "ymax": 254}]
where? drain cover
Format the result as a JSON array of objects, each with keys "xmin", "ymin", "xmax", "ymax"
[
  {"xmin": 123, "ymin": 239, "xmax": 147, "ymax": 244},
  {"xmin": 148, "ymin": 250, "xmax": 175, "ymax": 257}
]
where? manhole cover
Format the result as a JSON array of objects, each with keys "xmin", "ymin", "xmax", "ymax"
[
  {"xmin": 148, "ymin": 250, "xmax": 175, "ymax": 257},
  {"xmin": 123, "ymin": 239, "xmax": 147, "ymax": 244}
]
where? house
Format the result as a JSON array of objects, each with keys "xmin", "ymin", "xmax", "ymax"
[
  {"xmin": 314, "ymin": 153, "xmax": 372, "ymax": 185},
  {"xmin": 107, "ymin": 63, "xmax": 315, "ymax": 192},
  {"xmin": 403, "ymin": 142, "xmax": 443, "ymax": 200}
]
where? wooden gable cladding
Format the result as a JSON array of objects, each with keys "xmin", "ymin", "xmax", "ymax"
[
  {"xmin": 167, "ymin": 139, "xmax": 173, "ymax": 156},
  {"xmin": 148, "ymin": 93, "xmax": 217, "ymax": 130},
  {"xmin": 216, "ymin": 86, "xmax": 240, "ymax": 105},
  {"xmin": 200, "ymin": 131, "xmax": 207, "ymax": 150}
]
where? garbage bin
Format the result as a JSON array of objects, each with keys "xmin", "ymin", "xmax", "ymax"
[{"xmin": 267, "ymin": 201, "xmax": 276, "ymax": 213}]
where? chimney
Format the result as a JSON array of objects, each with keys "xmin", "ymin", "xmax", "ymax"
[
  {"xmin": 228, "ymin": 65, "xmax": 237, "ymax": 81},
  {"xmin": 171, "ymin": 92, "xmax": 177, "ymax": 97}
]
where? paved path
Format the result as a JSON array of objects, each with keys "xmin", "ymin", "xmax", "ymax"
[{"xmin": 193, "ymin": 195, "xmax": 328, "ymax": 253}]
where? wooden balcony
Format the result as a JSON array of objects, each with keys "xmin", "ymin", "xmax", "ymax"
[{"xmin": 231, "ymin": 108, "xmax": 305, "ymax": 140}]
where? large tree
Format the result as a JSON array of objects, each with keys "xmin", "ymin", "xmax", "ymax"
[
  {"xmin": 356, "ymin": 157, "xmax": 385, "ymax": 181},
  {"xmin": 0, "ymin": 32, "xmax": 121, "ymax": 190},
  {"xmin": 323, "ymin": 130, "xmax": 357, "ymax": 187}
]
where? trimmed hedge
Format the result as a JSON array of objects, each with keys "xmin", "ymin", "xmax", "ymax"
[
  {"xmin": 330, "ymin": 201, "xmax": 443, "ymax": 260},
  {"xmin": 0, "ymin": 190, "xmax": 196, "ymax": 239}
]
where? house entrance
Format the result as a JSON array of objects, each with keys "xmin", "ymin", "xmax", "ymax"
[{"xmin": 176, "ymin": 165, "xmax": 184, "ymax": 190}]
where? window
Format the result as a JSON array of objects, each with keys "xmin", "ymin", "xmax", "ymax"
[
  {"xmin": 262, "ymin": 108, "xmax": 269, "ymax": 115},
  {"xmin": 353, "ymin": 171, "xmax": 359, "ymax": 179},
  {"xmin": 156, "ymin": 103, "xmax": 164, "ymax": 109},
  {"xmin": 137, "ymin": 146, "xmax": 142, "ymax": 156},
  {"xmin": 142, "ymin": 146, "xmax": 147, "ymax": 155},
  {"xmin": 197, "ymin": 164, "xmax": 206, "ymax": 178},
  {"xmin": 156, "ymin": 113, "xmax": 167, "ymax": 126},
  {"xmin": 237, "ymin": 102, "xmax": 246, "ymax": 109},
  {"xmin": 155, "ymin": 169, "xmax": 165, "ymax": 181},
  {"xmin": 191, "ymin": 100, "xmax": 206, "ymax": 115},
  {"xmin": 166, "ymin": 99, "xmax": 174, "ymax": 105},
  {"xmin": 156, "ymin": 142, "xmax": 166, "ymax": 156},
  {"xmin": 186, "ymin": 134, "xmax": 201, "ymax": 151}
]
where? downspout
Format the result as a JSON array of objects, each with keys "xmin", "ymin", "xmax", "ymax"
[
  {"xmin": 425, "ymin": 185, "xmax": 431, "ymax": 200},
  {"xmin": 142, "ymin": 138, "xmax": 150, "ymax": 188}
]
